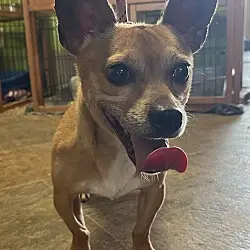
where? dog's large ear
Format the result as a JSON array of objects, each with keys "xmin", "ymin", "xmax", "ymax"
[
  {"xmin": 160, "ymin": 0, "xmax": 218, "ymax": 53},
  {"xmin": 55, "ymin": 0, "xmax": 116, "ymax": 55}
]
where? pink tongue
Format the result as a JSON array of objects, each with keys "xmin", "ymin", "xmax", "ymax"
[{"xmin": 131, "ymin": 136, "xmax": 188, "ymax": 174}]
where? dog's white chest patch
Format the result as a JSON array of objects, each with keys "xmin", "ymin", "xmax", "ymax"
[{"xmin": 88, "ymin": 146, "xmax": 143, "ymax": 199}]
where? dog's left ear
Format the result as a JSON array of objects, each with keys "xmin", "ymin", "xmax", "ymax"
[{"xmin": 160, "ymin": 0, "xmax": 218, "ymax": 53}]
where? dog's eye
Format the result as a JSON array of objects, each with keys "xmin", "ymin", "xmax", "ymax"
[
  {"xmin": 171, "ymin": 63, "xmax": 190, "ymax": 84},
  {"xmin": 107, "ymin": 63, "xmax": 133, "ymax": 85}
]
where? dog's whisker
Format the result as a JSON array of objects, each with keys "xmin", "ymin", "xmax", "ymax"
[
  {"xmin": 186, "ymin": 112, "xmax": 197, "ymax": 119},
  {"xmin": 156, "ymin": 174, "xmax": 160, "ymax": 182},
  {"xmin": 185, "ymin": 127, "xmax": 197, "ymax": 138},
  {"xmin": 187, "ymin": 122, "xmax": 198, "ymax": 132},
  {"xmin": 181, "ymin": 132, "xmax": 189, "ymax": 144},
  {"xmin": 186, "ymin": 119, "xmax": 198, "ymax": 130},
  {"xmin": 186, "ymin": 116, "xmax": 198, "ymax": 123},
  {"xmin": 141, "ymin": 173, "xmax": 150, "ymax": 183},
  {"xmin": 186, "ymin": 124, "xmax": 197, "ymax": 133}
]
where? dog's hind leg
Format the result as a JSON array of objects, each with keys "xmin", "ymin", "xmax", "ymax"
[
  {"xmin": 53, "ymin": 192, "xmax": 91, "ymax": 250},
  {"xmin": 132, "ymin": 180, "xmax": 166, "ymax": 250}
]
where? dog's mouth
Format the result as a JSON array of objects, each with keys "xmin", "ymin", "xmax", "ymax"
[{"xmin": 102, "ymin": 108, "xmax": 188, "ymax": 175}]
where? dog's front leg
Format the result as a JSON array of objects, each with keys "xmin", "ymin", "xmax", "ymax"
[
  {"xmin": 132, "ymin": 181, "xmax": 166, "ymax": 250},
  {"xmin": 53, "ymin": 192, "xmax": 91, "ymax": 250}
]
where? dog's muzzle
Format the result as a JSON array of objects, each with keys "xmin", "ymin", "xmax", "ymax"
[{"xmin": 102, "ymin": 107, "xmax": 188, "ymax": 175}]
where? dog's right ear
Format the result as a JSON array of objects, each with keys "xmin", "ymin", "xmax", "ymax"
[{"xmin": 55, "ymin": 0, "xmax": 116, "ymax": 55}]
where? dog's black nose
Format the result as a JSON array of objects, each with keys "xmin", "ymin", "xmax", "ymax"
[{"xmin": 148, "ymin": 108, "xmax": 183, "ymax": 135}]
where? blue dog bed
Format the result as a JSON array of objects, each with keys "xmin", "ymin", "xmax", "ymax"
[{"xmin": 0, "ymin": 72, "xmax": 31, "ymax": 100}]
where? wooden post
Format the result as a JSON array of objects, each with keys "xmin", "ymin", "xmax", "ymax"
[
  {"xmin": 30, "ymin": 12, "xmax": 44, "ymax": 105},
  {"xmin": 232, "ymin": 0, "xmax": 245, "ymax": 104},
  {"xmin": 225, "ymin": 0, "xmax": 235, "ymax": 104},
  {"xmin": 42, "ymin": 29, "xmax": 51, "ymax": 97},
  {"xmin": 23, "ymin": 0, "xmax": 40, "ymax": 111}
]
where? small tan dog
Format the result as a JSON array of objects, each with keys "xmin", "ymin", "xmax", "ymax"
[{"xmin": 51, "ymin": 0, "xmax": 218, "ymax": 249}]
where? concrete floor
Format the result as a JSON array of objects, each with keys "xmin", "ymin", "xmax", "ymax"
[{"xmin": 0, "ymin": 106, "xmax": 250, "ymax": 250}]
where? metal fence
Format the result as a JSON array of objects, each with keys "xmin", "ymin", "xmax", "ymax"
[
  {"xmin": 36, "ymin": 14, "xmax": 76, "ymax": 106},
  {"xmin": 192, "ymin": 3, "xmax": 227, "ymax": 97},
  {"xmin": 0, "ymin": 19, "xmax": 28, "ymax": 76},
  {"xmin": 0, "ymin": 0, "xmax": 21, "ymax": 5},
  {"xmin": 0, "ymin": 0, "xmax": 30, "ymax": 105}
]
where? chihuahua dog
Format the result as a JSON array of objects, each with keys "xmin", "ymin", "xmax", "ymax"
[{"xmin": 51, "ymin": 0, "xmax": 218, "ymax": 249}]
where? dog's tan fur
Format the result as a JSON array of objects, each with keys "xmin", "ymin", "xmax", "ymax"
[{"xmin": 51, "ymin": 0, "xmax": 218, "ymax": 249}]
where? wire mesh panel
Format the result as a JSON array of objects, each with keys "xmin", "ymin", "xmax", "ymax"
[
  {"xmin": 0, "ymin": 0, "xmax": 21, "ymax": 6},
  {"xmin": 137, "ymin": 10, "xmax": 162, "ymax": 24},
  {"xmin": 192, "ymin": 1, "xmax": 227, "ymax": 97},
  {"xmin": 0, "ymin": 0, "xmax": 30, "ymax": 104},
  {"xmin": 0, "ymin": 20, "xmax": 28, "ymax": 75},
  {"xmin": 36, "ymin": 13, "xmax": 76, "ymax": 106}
]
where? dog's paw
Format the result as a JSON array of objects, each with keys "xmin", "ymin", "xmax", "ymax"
[{"xmin": 80, "ymin": 194, "xmax": 91, "ymax": 203}]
